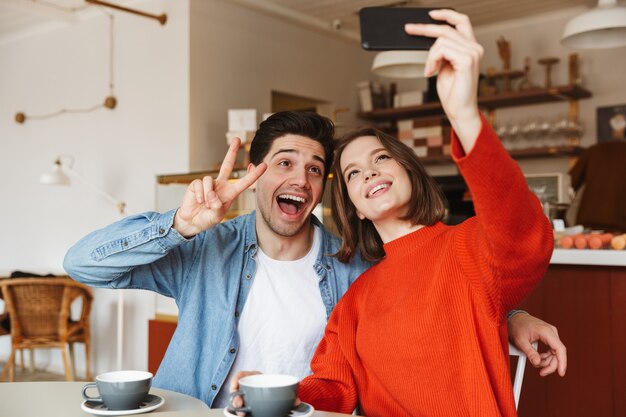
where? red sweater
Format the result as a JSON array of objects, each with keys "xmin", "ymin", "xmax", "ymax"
[{"xmin": 298, "ymin": 119, "xmax": 553, "ymax": 417}]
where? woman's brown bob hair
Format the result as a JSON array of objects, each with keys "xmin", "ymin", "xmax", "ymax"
[{"xmin": 332, "ymin": 127, "xmax": 447, "ymax": 263}]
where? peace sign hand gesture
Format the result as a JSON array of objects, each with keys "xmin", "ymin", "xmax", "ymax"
[{"xmin": 173, "ymin": 138, "xmax": 267, "ymax": 237}]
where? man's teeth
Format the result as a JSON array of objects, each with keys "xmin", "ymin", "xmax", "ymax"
[
  {"xmin": 278, "ymin": 194, "xmax": 306, "ymax": 203},
  {"xmin": 368, "ymin": 184, "xmax": 389, "ymax": 197}
]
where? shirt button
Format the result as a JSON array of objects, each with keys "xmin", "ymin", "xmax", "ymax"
[
  {"xmin": 159, "ymin": 228, "xmax": 165, "ymax": 234},
  {"xmin": 245, "ymin": 273, "xmax": 251, "ymax": 280},
  {"xmin": 229, "ymin": 348, "xmax": 236, "ymax": 353},
  {"xmin": 234, "ymin": 311, "xmax": 240, "ymax": 317},
  {"xmin": 122, "ymin": 241, "xmax": 128, "ymax": 247},
  {"xmin": 211, "ymin": 384, "xmax": 217, "ymax": 390}
]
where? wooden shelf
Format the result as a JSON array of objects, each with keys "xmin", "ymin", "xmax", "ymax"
[
  {"xmin": 358, "ymin": 101, "xmax": 444, "ymax": 121},
  {"xmin": 357, "ymin": 84, "xmax": 590, "ymax": 164},
  {"xmin": 419, "ymin": 145, "xmax": 584, "ymax": 165},
  {"xmin": 357, "ymin": 84, "xmax": 592, "ymax": 121},
  {"xmin": 508, "ymin": 145, "xmax": 584, "ymax": 159},
  {"xmin": 479, "ymin": 84, "xmax": 591, "ymax": 110}
]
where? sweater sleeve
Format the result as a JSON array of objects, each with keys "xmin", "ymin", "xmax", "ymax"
[
  {"xmin": 298, "ymin": 293, "xmax": 359, "ymax": 414},
  {"xmin": 450, "ymin": 115, "xmax": 553, "ymax": 320}
]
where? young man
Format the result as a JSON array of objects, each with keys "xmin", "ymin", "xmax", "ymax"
[{"xmin": 64, "ymin": 111, "xmax": 565, "ymax": 408}]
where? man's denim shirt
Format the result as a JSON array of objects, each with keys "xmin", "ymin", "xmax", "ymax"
[{"xmin": 63, "ymin": 210, "xmax": 371, "ymax": 407}]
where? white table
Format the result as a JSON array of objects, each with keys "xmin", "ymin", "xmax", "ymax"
[
  {"xmin": 0, "ymin": 381, "xmax": 356, "ymax": 417},
  {"xmin": 0, "ymin": 382, "xmax": 208, "ymax": 417}
]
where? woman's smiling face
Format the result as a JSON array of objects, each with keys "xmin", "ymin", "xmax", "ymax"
[{"xmin": 340, "ymin": 135, "xmax": 413, "ymax": 223}]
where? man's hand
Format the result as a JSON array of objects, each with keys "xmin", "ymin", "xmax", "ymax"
[
  {"xmin": 173, "ymin": 138, "xmax": 267, "ymax": 237},
  {"xmin": 229, "ymin": 371, "xmax": 301, "ymax": 412},
  {"xmin": 508, "ymin": 312, "xmax": 567, "ymax": 377},
  {"xmin": 229, "ymin": 371, "xmax": 262, "ymax": 412}
]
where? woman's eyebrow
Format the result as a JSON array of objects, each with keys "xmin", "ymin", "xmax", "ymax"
[{"xmin": 342, "ymin": 148, "xmax": 386, "ymax": 177}]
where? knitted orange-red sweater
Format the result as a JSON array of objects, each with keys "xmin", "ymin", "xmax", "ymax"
[{"xmin": 298, "ymin": 119, "xmax": 553, "ymax": 417}]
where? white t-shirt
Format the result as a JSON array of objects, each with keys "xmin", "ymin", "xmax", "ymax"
[{"xmin": 213, "ymin": 226, "xmax": 326, "ymax": 408}]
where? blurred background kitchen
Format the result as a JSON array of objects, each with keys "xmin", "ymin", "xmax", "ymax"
[{"xmin": 1, "ymin": 1, "xmax": 625, "ymax": 416}]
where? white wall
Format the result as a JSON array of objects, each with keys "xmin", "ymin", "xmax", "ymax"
[
  {"xmin": 0, "ymin": 0, "xmax": 189, "ymax": 375},
  {"xmin": 188, "ymin": 0, "xmax": 374, "ymax": 170}
]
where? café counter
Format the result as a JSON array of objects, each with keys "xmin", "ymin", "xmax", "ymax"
[
  {"xmin": 550, "ymin": 248, "xmax": 626, "ymax": 266},
  {"xmin": 517, "ymin": 248, "xmax": 625, "ymax": 417}
]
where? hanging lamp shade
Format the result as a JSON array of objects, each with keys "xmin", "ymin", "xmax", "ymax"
[
  {"xmin": 39, "ymin": 160, "xmax": 71, "ymax": 186},
  {"xmin": 561, "ymin": 0, "xmax": 626, "ymax": 49},
  {"xmin": 371, "ymin": 50, "xmax": 428, "ymax": 78}
]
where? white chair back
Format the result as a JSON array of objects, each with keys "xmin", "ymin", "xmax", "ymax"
[{"xmin": 509, "ymin": 341, "xmax": 537, "ymax": 410}]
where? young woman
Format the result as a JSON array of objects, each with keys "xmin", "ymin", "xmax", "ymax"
[{"xmin": 295, "ymin": 10, "xmax": 553, "ymax": 417}]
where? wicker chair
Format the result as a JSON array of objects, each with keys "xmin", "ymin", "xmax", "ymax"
[
  {"xmin": 2, "ymin": 302, "xmax": 36, "ymax": 372},
  {"xmin": 0, "ymin": 277, "xmax": 93, "ymax": 381},
  {"xmin": 1, "ymin": 309, "xmax": 30, "ymax": 371}
]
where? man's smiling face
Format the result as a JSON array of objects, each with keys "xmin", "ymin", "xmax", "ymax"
[{"xmin": 252, "ymin": 134, "xmax": 326, "ymax": 239}]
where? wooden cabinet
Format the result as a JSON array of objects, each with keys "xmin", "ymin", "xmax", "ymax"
[
  {"xmin": 516, "ymin": 264, "xmax": 626, "ymax": 417},
  {"xmin": 358, "ymin": 84, "xmax": 592, "ymax": 164}
]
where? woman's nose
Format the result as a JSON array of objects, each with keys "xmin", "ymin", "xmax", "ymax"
[{"xmin": 364, "ymin": 170, "xmax": 378, "ymax": 181}]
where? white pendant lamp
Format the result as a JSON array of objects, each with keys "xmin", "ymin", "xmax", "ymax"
[
  {"xmin": 561, "ymin": 0, "xmax": 626, "ymax": 49},
  {"xmin": 40, "ymin": 159, "xmax": 71, "ymax": 185},
  {"xmin": 371, "ymin": 51, "xmax": 429, "ymax": 78}
]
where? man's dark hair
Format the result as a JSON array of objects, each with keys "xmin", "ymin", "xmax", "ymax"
[{"xmin": 249, "ymin": 111, "xmax": 336, "ymax": 176}]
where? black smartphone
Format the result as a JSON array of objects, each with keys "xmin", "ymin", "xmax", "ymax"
[{"xmin": 359, "ymin": 7, "xmax": 451, "ymax": 51}]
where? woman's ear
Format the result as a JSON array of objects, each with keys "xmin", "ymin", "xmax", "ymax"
[{"xmin": 247, "ymin": 163, "xmax": 259, "ymax": 191}]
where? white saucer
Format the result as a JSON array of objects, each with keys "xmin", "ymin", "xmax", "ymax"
[
  {"xmin": 81, "ymin": 394, "xmax": 165, "ymax": 416},
  {"xmin": 223, "ymin": 402, "xmax": 314, "ymax": 417}
]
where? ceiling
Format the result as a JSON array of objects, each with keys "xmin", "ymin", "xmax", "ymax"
[
  {"xmin": 0, "ymin": 0, "xmax": 601, "ymax": 45},
  {"xmin": 232, "ymin": 0, "xmax": 598, "ymax": 38}
]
